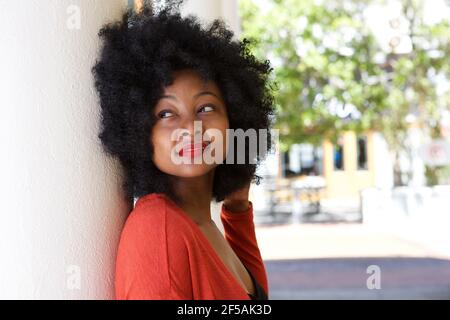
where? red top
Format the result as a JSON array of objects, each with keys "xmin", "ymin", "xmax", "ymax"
[{"xmin": 115, "ymin": 192, "xmax": 269, "ymax": 300}]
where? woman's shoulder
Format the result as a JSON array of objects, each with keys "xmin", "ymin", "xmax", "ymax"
[
  {"xmin": 133, "ymin": 192, "xmax": 169, "ymax": 213},
  {"xmin": 121, "ymin": 193, "xmax": 193, "ymax": 244},
  {"xmin": 116, "ymin": 193, "xmax": 193, "ymax": 299}
]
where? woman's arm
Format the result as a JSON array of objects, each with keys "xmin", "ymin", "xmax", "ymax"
[
  {"xmin": 221, "ymin": 183, "xmax": 269, "ymax": 296},
  {"xmin": 223, "ymin": 182, "xmax": 251, "ymax": 212}
]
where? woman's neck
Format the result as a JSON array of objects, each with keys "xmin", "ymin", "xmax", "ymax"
[{"xmin": 171, "ymin": 170, "xmax": 215, "ymax": 225}]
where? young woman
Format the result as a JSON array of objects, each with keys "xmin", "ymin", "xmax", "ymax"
[{"xmin": 92, "ymin": 3, "xmax": 275, "ymax": 300}]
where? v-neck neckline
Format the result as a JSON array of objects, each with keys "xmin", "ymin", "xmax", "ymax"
[{"xmin": 154, "ymin": 193, "xmax": 253, "ymax": 298}]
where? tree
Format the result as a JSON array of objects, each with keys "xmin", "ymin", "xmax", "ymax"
[
  {"xmin": 240, "ymin": 0, "xmax": 388, "ymax": 152},
  {"xmin": 240, "ymin": 0, "xmax": 450, "ymax": 185},
  {"xmin": 377, "ymin": 0, "xmax": 450, "ymax": 185}
]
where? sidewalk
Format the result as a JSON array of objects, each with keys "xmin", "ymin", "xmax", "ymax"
[
  {"xmin": 255, "ymin": 223, "xmax": 446, "ymax": 260},
  {"xmin": 255, "ymin": 223, "xmax": 450, "ymax": 299}
]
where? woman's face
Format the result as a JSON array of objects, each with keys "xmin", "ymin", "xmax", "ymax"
[{"xmin": 151, "ymin": 69, "xmax": 229, "ymax": 178}]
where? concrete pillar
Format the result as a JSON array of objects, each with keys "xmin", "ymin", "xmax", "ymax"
[
  {"xmin": 0, "ymin": 0, "xmax": 130, "ymax": 299},
  {"xmin": 181, "ymin": 0, "xmax": 241, "ymax": 37}
]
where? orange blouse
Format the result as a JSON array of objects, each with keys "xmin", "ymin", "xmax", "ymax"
[{"xmin": 115, "ymin": 192, "xmax": 269, "ymax": 300}]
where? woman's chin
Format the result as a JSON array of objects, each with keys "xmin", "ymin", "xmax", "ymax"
[{"xmin": 170, "ymin": 163, "xmax": 216, "ymax": 178}]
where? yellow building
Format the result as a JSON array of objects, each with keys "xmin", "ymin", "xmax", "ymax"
[
  {"xmin": 279, "ymin": 131, "xmax": 378, "ymax": 201},
  {"xmin": 322, "ymin": 131, "xmax": 375, "ymax": 200}
]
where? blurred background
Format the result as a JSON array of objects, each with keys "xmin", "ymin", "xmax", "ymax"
[{"xmin": 238, "ymin": 0, "xmax": 450, "ymax": 299}]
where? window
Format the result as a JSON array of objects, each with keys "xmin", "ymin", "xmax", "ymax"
[
  {"xmin": 333, "ymin": 138, "xmax": 344, "ymax": 170},
  {"xmin": 357, "ymin": 135, "xmax": 368, "ymax": 170},
  {"xmin": 282, "ymin": 144, "xmax": 323, "ymax": 177},
  {"xmin": 288, "ymin": 144, "xmax": 301, "ymax": 175}
]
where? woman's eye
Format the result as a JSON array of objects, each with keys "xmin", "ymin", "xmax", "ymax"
[
  {"xmin": 199, "ymin": 104, "xmax": 215, "ymax": 113},
  {"xmin": 158, "ymin": 110, "xmax": 173, "ymax": 119}
]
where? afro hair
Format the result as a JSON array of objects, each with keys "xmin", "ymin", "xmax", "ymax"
[{"xmin": 91, "ymin": 2, "xmax": 276, "ymax": 205}]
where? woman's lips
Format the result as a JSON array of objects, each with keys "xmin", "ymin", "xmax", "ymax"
[{"xmin": 179, "ymin": 142, "xmax": 210, "ymax": 157}]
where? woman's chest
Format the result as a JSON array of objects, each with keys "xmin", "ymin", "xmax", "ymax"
[{"xmin": 196, "ymin": 223, "xmax": 255, "ymax": 296}]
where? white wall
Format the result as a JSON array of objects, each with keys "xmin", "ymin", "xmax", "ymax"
[
  {"xmin": 0, "ymin": 0, "xmax": 241, "ymax": 299},
  {"xmin": 181, "ymin": 0, "xmax": 241, "ymax": 37},
  {"xmin": 0, "ymin": 0, "xmax": 130, "ymax": 299},
  {"xmin": 373, "ymin": 132, "xmax": 394, "ymax": 189}
]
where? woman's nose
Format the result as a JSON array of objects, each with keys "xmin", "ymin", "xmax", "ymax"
[{"xmin": 178, "ymin": 117, "xmax": 203, "ymax": 142}]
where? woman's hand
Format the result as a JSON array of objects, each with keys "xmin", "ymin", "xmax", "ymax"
[{"xmin": 223, "ymin": 181, "xmax": 251, "ymax": 213}]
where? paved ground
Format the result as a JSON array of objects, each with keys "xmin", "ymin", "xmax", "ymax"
[
  {"xmin": 255, "ymin": 223, "xmax": 450, "ymax": 299},
  {"xmin": 264, "ymin": 257, "xmax": 450, "ymax": 299}
]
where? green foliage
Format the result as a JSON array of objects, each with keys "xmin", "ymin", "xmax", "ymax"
[
  {"xmin": 240, "ymin": 0, "xmax": 388, "ymax": 152},
  {"xmin": 240, "ymin": 0, "xmax": 450, "ymax": 184}
]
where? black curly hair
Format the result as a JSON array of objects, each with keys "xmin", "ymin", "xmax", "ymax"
[{"xmin": 91, "ymin": 2, "xmax": 276, "ymax": 205}]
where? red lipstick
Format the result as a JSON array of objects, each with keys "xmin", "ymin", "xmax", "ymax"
[{"xmin": 179, "ymin": 142, "xmax": 210, "ymax": 157}]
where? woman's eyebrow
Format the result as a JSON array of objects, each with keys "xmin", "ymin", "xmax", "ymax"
[
  {"xmin": 161, "ymin": 91, "xmax": 222, "ymax": 101},
  {"xmin": 160, "ymin": 94, "xmax": 178, "ymax": 101},
  {"xmin": 194, "ymin": 91, "xmax": 221, "ymax": 100}
]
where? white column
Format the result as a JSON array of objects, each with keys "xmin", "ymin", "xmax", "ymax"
[
  {"xmin": 181, "ymin": 0, "xmax": 241, "ymax": 37},
  {"xmin": 373, "ymin": 132, "xmax": 394, "ymax": 189},
  {"xmin": 0, "ymin": 0, "xmax": 130, "ymax": 299}
]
